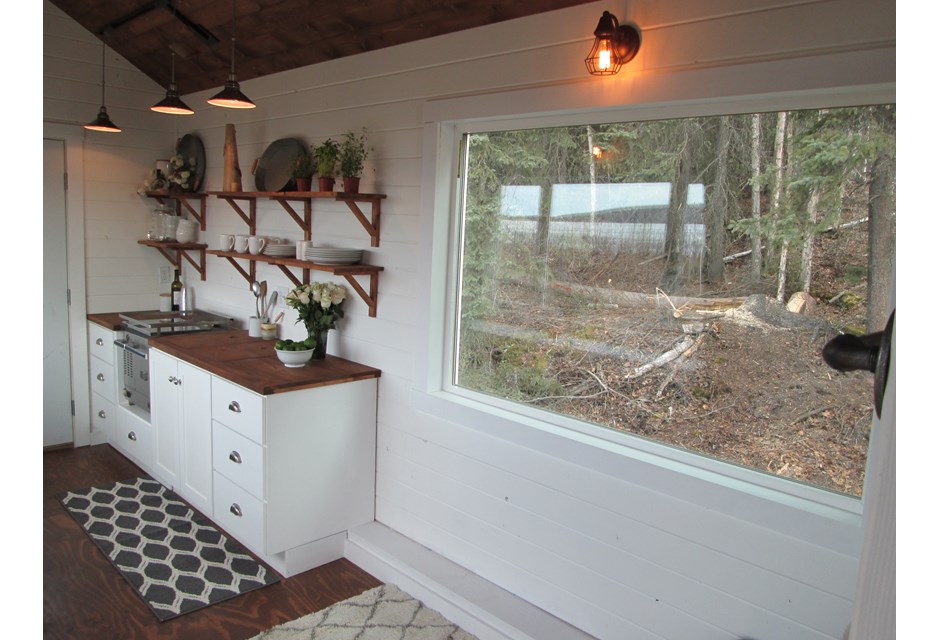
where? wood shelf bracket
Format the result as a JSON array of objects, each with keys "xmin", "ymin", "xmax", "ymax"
[
  {"xmin": 206, "ymin": 250, "xmax": 257, "ymax": 285},
  {"xmin": 139, "ymin": 241, "xmax": 208, "ymax": 280},
  {"xmin": 338, "ymin": 196, "xmax": 382, "ymax": 247},
  {"xmin": 210, "ymin": 192, "xmax": 258, "ymax": 234},
  {"xmin": 270, "ymin": 195, "xmax": 313, "ymax": 240},
  {"xmin": 336, "ymin": 270, "xmax": 380, "ymax": 318}
]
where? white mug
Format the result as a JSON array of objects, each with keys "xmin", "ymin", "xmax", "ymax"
[
  {"xmin": 234, "ymin": 234, "xmax": 249, "ymax": 253},
  {"xmin": 248, "ymin": 236, "xmax": 266, "ymax": 255},
  {"xmin": 219, "ymin": 234, "xmax": 235, "ymax": 251}
]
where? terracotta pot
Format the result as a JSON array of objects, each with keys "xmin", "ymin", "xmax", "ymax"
[
  {"xmin": 295, "ymin": 177, "xmax": 311, "ymax": 192},
  {"xmin": 317, "ymin": 177, "xmax": 335, "ymax": 192},
  {"xmin": 342, "ymin": 176, "xmax": 361, "ymax": 194}
]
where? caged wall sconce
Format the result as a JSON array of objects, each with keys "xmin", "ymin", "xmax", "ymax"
[{"xmin": 584, "ymin": 10, "xmax": 641, "ymax": 76}]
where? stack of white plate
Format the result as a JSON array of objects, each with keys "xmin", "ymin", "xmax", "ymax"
[
  {"xmin": 263, "ymin": 244, "xmax": 295, "ymax": 257},
  {"xmin": 305, "ymin": 246, "xmax": 364, "ymax": 265}
]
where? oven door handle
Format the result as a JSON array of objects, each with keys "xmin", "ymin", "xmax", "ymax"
[{"xmin": 114, "ymin": 339, "xmax": 149, "ymax": 360}]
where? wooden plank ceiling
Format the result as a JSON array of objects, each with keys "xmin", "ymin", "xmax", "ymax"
[{"xmin": 50, "ymin": 0, "xmax": 598, "ymax": 94}]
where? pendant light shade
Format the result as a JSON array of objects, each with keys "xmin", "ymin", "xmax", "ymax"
[
  {"xmin": 152, "ymin": 50, "xmax": 194, "ymax": 115},
  {"xmin": 208, "ymin": 0, "xmax": 255, "ymax": 109},
  {"xmin": 85, "ymin": 43, "xmax": 121, "ymax": 132}
]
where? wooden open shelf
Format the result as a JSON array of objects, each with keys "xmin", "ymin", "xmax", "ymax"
[
  {"xmin": 207, "ymin": 190, "xmax": 387, "ymax": 317},
  {"xmin": 206, "ymin": 250, "xmax": 384, "ymax": 317},
  {"xmin": 207, "ymin": 191, "xmax": 385, "ymax": 246}
]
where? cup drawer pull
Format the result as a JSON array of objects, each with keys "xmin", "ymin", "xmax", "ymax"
[
  {"xmin": 228, "ymin": 401, "xmax": 241, "ymax": 413},
  {"xmin": 229, "ymin": 451, "xmax": 242, "ymax": 464},
  {"xmin": 230, "ymin": 503, "xmax": 242, "ymax": 517}
]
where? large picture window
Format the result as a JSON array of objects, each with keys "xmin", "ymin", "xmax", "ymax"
[{"xmin": 452, "ymin": 106, "xmax": 895, "ymax": 496}]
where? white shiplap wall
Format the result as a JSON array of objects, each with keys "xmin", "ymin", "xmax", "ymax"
[{"xmin": 44, "ymin": 0, "xmax": 895, "ymax": 638}]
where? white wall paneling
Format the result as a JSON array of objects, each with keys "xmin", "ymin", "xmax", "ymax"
[{"xmin": 44, "ymin": 0, "xmax": 895, "ymax": 637}]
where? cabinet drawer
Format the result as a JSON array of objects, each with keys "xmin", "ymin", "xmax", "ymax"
[
  {"xmin": 112, "ymin": 407, "xmax": 153, "ymax": 472},
  {"xmin": 90, "ymin": 356, "xmax": 117, "ymax": 404},
  {"xmin": 211, "ymin": 377, "xmax": 263, "ymax": 444},
  {"xmin": 88, "ymin": 323, "xmax": 115, "ymax": 366},
  {"xmin": 212, "ymin": 421, "xmax": 264, "ymax": 500},
  {"xmin": 212, "ymin": 471, "xmax": 265, "ymax": 553},
  {"xmin": 90, "ymin": 393, "xmax": 115, "ymax": 440}
]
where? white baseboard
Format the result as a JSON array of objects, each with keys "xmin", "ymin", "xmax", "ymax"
[{"xmin": 345, "ymin": 521, "xmax": 595, "ymax": 640}]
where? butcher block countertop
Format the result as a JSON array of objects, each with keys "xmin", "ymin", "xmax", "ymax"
[
  {"xmin": 149, "ymin": 329, "xmax": 381, "ymax": 396},
  {"xmin": 88, "ymin": 313, "xmax": 380, "ymax": 395},
  {"xmin": 88, "ymin": 312, "xmax": 125, "ymax": 331}
]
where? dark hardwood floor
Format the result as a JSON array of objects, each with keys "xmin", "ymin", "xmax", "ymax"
[{"xmin": 44, "ymin": 444, "xmax": 382, "ymax": 640}]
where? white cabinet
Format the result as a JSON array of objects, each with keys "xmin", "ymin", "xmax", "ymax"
[
  {"xmin": 87, "ymin": 322, "xmax": 118, "ymax": 440},
  {"xmin": 150, "ymin": 349, "xmax": 213, "ymax": 516},
  {"xmin": 209, "ymin": 374, "xmax": 377, "ymax": 576}
]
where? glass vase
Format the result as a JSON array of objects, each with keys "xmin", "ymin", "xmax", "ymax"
[{"xmin": 307, "ymin": 328, "xmax": 329, "ymax": 360}]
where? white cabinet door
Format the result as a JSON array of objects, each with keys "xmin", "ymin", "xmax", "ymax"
[
  {"xmin": 178, "ymin": 360, "xmax": 213, "ymax": 516},
  {"xmin": 150, "ymin": 350, "xmax": 180, "ymax": 488}
]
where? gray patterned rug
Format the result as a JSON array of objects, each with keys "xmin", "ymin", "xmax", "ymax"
[
  {"xmin": 58, "ymin": 476, "xmax": 279, "ymax": 621},
  {"xmin": 249, "ymin": 583, "xmax": 479, "ymax": 640}
]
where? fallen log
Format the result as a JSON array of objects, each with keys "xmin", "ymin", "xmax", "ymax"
[{"xmin": 626, "ymin": 334, "xmax": 695, "ymax": 380}]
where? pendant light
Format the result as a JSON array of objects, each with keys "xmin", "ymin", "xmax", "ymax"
[
  {"xmin": 85, "ymin": 42, "xmax": 121, "ymax": 132},
  {"xmin": 151, "ymin": 50, "xmax": 194, "ymax": 115},
  {"xmin": 207, "ymin": 0, "xmax": 256, "ymax": 109}
]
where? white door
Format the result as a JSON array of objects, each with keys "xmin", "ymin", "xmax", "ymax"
[{"xmin": 44, "ymin": 138, "xmax": 73, "ymax": 447}]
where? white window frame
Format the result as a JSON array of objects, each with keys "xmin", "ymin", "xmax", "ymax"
[{"xmin": 412, "ymin": 66, "xmax": 894, "ymax": 527}]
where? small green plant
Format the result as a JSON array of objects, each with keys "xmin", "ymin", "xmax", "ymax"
[
  {"xmin": 339, "ymin": 128, "xmax": 371, "ymax": 177},
  {"xmin": 291, "ymin": 150, "xmax": 314, "ymax": 179},
  {"xmin": 312, "ymin": 139, "xmax": 340, "ymax": 178}
]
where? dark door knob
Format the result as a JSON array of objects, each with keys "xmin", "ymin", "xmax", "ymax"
[{"xmin": 822, "ymin": 309, "xmax": 894, "ymax": 418}]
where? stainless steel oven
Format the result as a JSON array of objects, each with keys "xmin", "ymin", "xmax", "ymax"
[{"xmin": 113, "ymin": 310, "xmax": 232, "ymax": 414}]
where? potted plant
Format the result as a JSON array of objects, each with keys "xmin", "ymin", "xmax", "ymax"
[
  {"xmin": 312, "ymin": 138, "xmax": 340, "ymax": 192},
  {"xmin": 291, "ymin": 151, "xmax": 314, "ymax": 192},
  {"xmin": 339, "ymin": 128, "xmax": 372, "ymax": 194}
]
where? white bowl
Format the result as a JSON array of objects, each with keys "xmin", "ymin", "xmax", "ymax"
[{"xmin": 275, "ymin": 348, "xmax": 314, "ymax": 368}]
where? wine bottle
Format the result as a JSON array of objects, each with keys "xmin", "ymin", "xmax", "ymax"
[{"xmin": 171, "ymin": 269, "xmax": 182, "ymax": 312}]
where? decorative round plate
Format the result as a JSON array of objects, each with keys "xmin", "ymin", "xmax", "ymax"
[
  {"xmin": 176, "ymin": 134, "xmax": 206, "ymax": 192},
  {"xmin": 255, "ymin": 138, "xmax": 306, "ymax": 192}
]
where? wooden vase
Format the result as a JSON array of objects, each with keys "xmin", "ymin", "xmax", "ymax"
[{"xmin": 223, "ymin": 124, "xmax": 242, "ymax": 192}]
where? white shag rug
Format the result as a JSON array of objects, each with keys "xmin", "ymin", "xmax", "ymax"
[{"xmin": 249, "ymin": 584, "xmax": 479, "ymax": 640}]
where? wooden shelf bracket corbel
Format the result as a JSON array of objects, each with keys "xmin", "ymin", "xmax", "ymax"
[{"xmin": 338, "ymin": 195, "xmax": 383, "ymax": 247}]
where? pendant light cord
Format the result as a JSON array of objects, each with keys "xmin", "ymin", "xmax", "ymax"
[
  {"xmin": 100, "ymin": 42, "xmax": 107, "ymax": 105},
  {"xmin": 229, "ymin": 0, "xmax": 237, "ymax": 77}
]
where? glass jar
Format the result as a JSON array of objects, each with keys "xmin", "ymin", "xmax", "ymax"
[
  {"xmin": 160, "ymin": 212, "xmax": 179, "ymax": 241},
  {"xmin": 147, "ymin": 205, "xmax": 169, "ymax": 240},
  {"xmin": 260, "ymin": 323, "xmax": 278, "ymax": 340}
]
